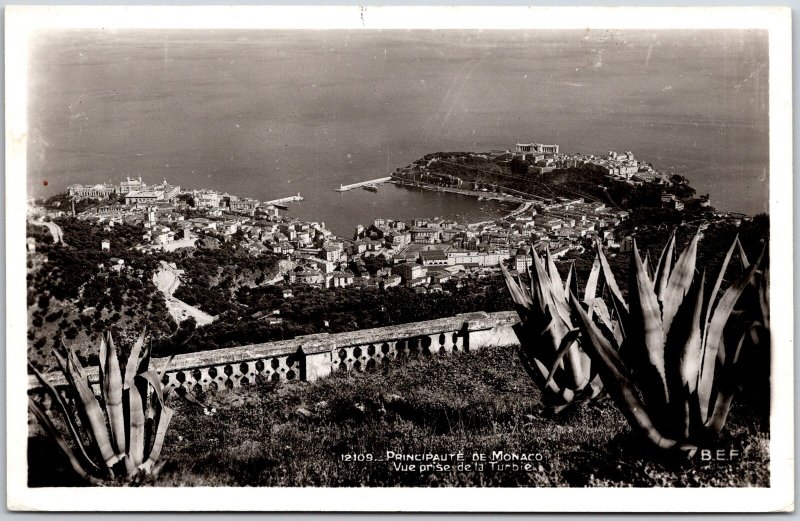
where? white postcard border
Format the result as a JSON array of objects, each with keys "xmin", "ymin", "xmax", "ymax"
[{"xmin": 5, "ymin": 5, "xmax": 794, "ymax": 512}]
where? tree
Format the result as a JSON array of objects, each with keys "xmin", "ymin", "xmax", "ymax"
[
  {"xmin": 176, "ymin": 193, "xmax": 195, "ymax": 207},
  {"xmin": 509, "ymin": 156, "xmax": 529, "ymax": 176}
]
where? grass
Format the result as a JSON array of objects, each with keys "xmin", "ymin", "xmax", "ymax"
[{"xmin": 28, "ymin": 345, "xmax": 769, "ymax": 487}]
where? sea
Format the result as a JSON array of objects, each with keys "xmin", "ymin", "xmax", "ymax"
[{"xmin": 27, "ymin": 29, "xmax": 769, "ymax": 237}]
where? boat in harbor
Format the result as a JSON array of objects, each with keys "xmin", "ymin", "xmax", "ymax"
[
  {"xmin": 273, "ymin": 203, "xmax": 289, "ymax": 210},
  {"xmin": 362, "ymin": 185, "xmax": 378, "ymax": 192}
]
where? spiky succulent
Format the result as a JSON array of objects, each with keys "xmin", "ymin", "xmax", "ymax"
[
  {"xmin": 28, "ymin": 330, "xmax": 174, "ymax": 484},
  {"xmin": 568, "ymin": 232, "xmax": 761, "ymax": 456},
  {"xmin": 502, "ymin": 247, "xmax": 604, "ymax": 412}
]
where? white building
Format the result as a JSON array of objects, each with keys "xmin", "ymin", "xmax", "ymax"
[{"xmin": 515, "ymin": 143, "xmax": 559, "ymax": 155}]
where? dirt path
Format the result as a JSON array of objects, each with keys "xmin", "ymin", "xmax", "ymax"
[
  {"xmin": 153, "ymin": 261, "xmax": 216, "ymax": 326},
  {"xmin": 34, "ymin": 219, "xmax": 65, "ymax": 245}
]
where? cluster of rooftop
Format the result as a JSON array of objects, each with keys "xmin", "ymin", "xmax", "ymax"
[
  {"xmin": 49, "ymin": 139, "xmax": 697, "ymax": 297},
  {"xmin": 316, "ymin": 194, "xmax": 628, "ymax": 294},
  {"xmin": 507, "ymin": 147, "xmax": 672, "ymax": 184}
]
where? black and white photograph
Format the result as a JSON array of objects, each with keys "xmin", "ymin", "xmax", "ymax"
[{"xmin": 6, "ymin": 5, "xmax": 793, "ymax": 512}]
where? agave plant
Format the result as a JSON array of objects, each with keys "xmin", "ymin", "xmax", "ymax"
[
  {"xmin": 567, "ymin": 232, "xmax": 761, "ymax": 456},
  {"xmin": 501, "ymin": 247, "xmax": 604, "ymax": 412},
  {"xmin": 733, "ymin": 239, "xmax": 771, "ymax": 431},
  {"xmin": 28, "ymin": 330, "xmax": 174, "ymax": 484}
]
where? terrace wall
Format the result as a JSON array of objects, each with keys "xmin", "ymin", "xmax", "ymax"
[{"xmin": 28, "ymin": 311, "xmax": 519, "ymax": 395}]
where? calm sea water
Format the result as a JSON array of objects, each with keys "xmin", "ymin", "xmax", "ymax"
[{"xmin": 27, "ymin": 30, "xmax": 768, "ymax": 236}]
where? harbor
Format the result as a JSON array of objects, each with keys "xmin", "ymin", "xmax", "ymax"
[{"xmin": 392, "ymin": 178, "xmax": 535, "ymax": 204}]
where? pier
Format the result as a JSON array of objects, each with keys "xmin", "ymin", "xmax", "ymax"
[
  {"xmin": 334, "ymin": 177, "xmax": 393, "ymax": 192},
  {"xmin": 265, "ymin": 193, "xmax": 304, "ymax": 205}
]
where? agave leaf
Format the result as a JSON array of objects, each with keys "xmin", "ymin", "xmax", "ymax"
[
  {"xmin": 759, "ymin": 264, "xmax": 770, "ymax": 330},
  {"xmin": 28, "ymin": 398, "xmax": 105, "ymax": 485},
  {"xmin": 609, "ymin": 289, "xmax": 628, "ymax": 340},
  {"xmin": 612, "ymin": 317, "xmax": 624, "ymax": 347},
  {"xmin": 545, "ymin": 247, "xmax": 566, "ymax": 301},
  {"xmin": 55, "ymin": 345, "xmax": 120, "ymax": 469},
  {"xmin": 753, "ymin": 242, "xmax": 770, "ymax": 330},
  {"xmin": 643, "ymin": 251, "xmax": 653, "ymax": 283},
  {"xmin": 686, "ymin": 387, "xmax": 705, "ymax": 441},
  {"xmin": 28, "ymin": 362, "xmax": 100, "ymax": 472},
  {"xmin": 157, "ymin": 355, "xmax": 176, "ymax": 380},
  {"xmin": 568, "ymin": 292, "xmax": 679, "ymax": 452},
  {"xmin": 697, "ymin": 259, "xmax": 759, "ymax": 421},
  {"xmin": 703, "ymin": 235, "xmax": 739, "ymax": 338},
  {"xmin": 51, "ymin": 347, "xmax": 96, "ymax": 449},
  {"xmin": 544, "ymin": 329, "xmax": 581, "ymax": 387},
  {"xmin": 517, "ymin": 347, "xmax": 560, "ymax": 394},
  {"xmin": 706, "ymin": 391, "xmax": 736, "ymax": 439},
  {"xmin": 138, "ymin": 371, "xmax": 167, "ymax": 407},
  {"xmin": 587, "ymin": 376, "xmax": 604, "ymax": 399},
  {"xmin": 137, "ymin": 336, "xmax": 153, "ymax": 376},
  {"xmin": 678, "ymin": 272, "xmax": 705, "ymax": 394},
  {"xmin": 127, "ymin": 384, "xmax": 147, "ymax": 472},
  {"xmin": 533, "ymin": 357, "xmax": 562, "ymax": 395},
  {"xmin": 102, "ymin": 332, "xmax": 127, "ymax": 458},
  {"xmin": 663, "ymin": 271, "xmax": 705, "ymax": 439},
  {"xmin": 549, "ymin": 308, "xmax": 587, "ymax": 390},
  {"xmin": 654, "ymin": 232, "xmax": 676, "ymax": 301},
  {"xmin": 736, "ymin": 237, "xmax": 751, "ymax": 270},
  {"xmin": 98, "ymin": 335, "xmax": 107, "ymax": 408},
  {"xmin": 563, "ymin": 261, "xmax": 575, "ymax": 296},
  {"xmin": 705, "ymin": 332, "xmax": 748, "ymax": 437},
  {"xmin": 596, "ymin": 240, "xmax": 629, "ymax": 312},
  {"xmin": 629, "ymin": 242, "xmax": 669, "ymax": 413},
  {"xmin": 139, "ymin": 406, "xmax": 174, "ymax": 471},
  {"xmin": 517, "ymin": 274, "xmax": 535, "ymax": 309},
  {"xmin": 584, "ymin": 252, "xmax": 602, "ymax": 301},
  {"xmin": 530, "ymin": 250, "xmax": 557, "ymax": 312},
  {"xmin": 144, "ymin": 353, "xmax": 173, "ymax": 422},
  {"xmin": 124, "ymin": 329, "xmax": 147, "ymax": 390},
  {"xmin": 512, "ymin": 323, "xmax": 559, "ymax": 393},
  {"xmin": 501, "ymin": 263, "xmax": 532, "ymax": 311},
  {"xmin": 549, "ymin": 315, "xmax": 587, "ymax": 391},
  {"xmin": 587, "ymin": 298, "xmax": 614, "ymax": 332},
  {"xmin": 661, "ymin": 232, "xmax": 700, "ymax": 336},
  {"xmin": 527, "ymin": 247, "xmax": 547, "ymax": 307},
  {"xmin": 533, "ymin": 251, "xmax": 575, "ymax": 338}
]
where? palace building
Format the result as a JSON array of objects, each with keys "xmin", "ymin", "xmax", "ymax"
[{"xmin": 514, "ymin": 143, "xmax": 559, "ymax": 155}]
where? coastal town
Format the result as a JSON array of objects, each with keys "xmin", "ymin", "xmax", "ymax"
[
  {"xmin": 31, "ymin": 142, "xmax": 724, "ymax": 303},
  {"xmin": 35, "ymin": 142, "xmax": 704, "ymax": 298}
]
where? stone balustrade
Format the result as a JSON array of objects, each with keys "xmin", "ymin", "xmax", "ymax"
[{"xmin": 28, "ymin": 311, "xmax": 519, "ymax": 394}]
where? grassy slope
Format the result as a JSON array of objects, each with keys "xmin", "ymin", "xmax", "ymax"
[
  {"xmin": 28, "ymin": 345, "xmax": 769, "ymax": 487},
  {"xmin": 151, "ymin": 347, "xmax": 766, "ymax": 487}
]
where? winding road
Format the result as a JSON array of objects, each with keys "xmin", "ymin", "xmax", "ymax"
[
  {"xmin": 33, "ymin": 219, "xmax": 65, "ymax": 245},
  {"xmin": 152, "ymin": 261, "xmax": 216, "ymax": 326}
]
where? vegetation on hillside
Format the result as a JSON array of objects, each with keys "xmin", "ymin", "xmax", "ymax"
[
  {"xmin": 158, "ymin": 276, "xmax": 514, "ymax": 356},
  {"xmin": 27, "ymin": 220, "xmax": 172, "ymax": 370},
  {"xmin": 171, "ymin": 237, "xmax": 282, "ymax": 317}
]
